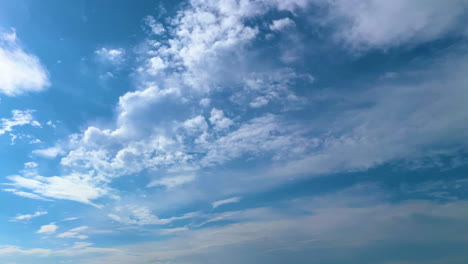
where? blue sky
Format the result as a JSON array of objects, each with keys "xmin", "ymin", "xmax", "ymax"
[{"xmin": 1, "ymin": 0, "xmax": 468, "ymax": 263}]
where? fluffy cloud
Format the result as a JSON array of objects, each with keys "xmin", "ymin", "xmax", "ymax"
[
  {"xmin": 209, "ymin": 108, "xmax": 233, "ymax": 130},
  {"xmin": 1, "ymin": 0, "xmax": 319, "ymax": 206},
  {"xmin": 4, "ymin": 0, "xmax": 467, "ymax": 214},
  {"xmin": 37, "ymin": 223, "xmax": 58, "ymax": 234},
  {"xmin": 0, "ymin": 29, "xmax": 49, "ymax": 96},
  {"xmin": 269, "ymin": 17, "xmax": 296, "ymax": 31}
]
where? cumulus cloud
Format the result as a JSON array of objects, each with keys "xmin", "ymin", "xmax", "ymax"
[
  {"xmin": 209, "ymin": 108, "xmax": 233, "ymax": 131},
  {"xmin": 3, "ymin": 0, "xmax": 467, "ymax": 215},
  {"xmin": 269, "ymin": 17, "xmax": 296, "ymax": 31},
  {"xmin": 37, "ymin": 223, "xmax": 58, "ymax": 234},
  {"xmin": 0, "ymin": 29, "xmax": 49, "ymax": 96},
  {"xmin": 0, "ymin": 0, "xmax": 320, "ymax": 207}
]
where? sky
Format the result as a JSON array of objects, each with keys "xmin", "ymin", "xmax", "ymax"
[{"xmin": 0, "ymin": 0, "xmax": 468, "ymax": 263}]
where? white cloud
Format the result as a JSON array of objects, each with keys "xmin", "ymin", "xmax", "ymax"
[
  {"xmin": 63, "ymin": 217, "xmax": 79, "ymax": 221},
  {"xmin": 95, "ymin": 47, "xmax": 125, "ymax": 64},
  {"xmin": 32, "ymin": 146, "xmax": 63, "ymax": 159},
  {"xmin": 148, "ymin": 174, "xmax": 196, "ymax": 189},
  {"xmin": 144, "ymin": 15, "xmax": 165, "ymax": 35},
  {"xmin": 0, "ymin": 242, "xmax": 118, "ymax": 258},
  {"xmin": 5, "ymin": 172, "xmax": 108, "ymax": 206},
  {"xmin": 0, "ymin": 110, "xmax": 41, "ymax": 135},
  {"xmin": 264, "ymin": 51, "xmax": 468, "ymax": 178},
  {"xmin": 159, "ymin": 227, "xmax": 189, "ymax": 234},
  {"xmin": 269, "ymin": 17, "xmax": 296, "ymax": 31},
  {"xmin": 199, "ymin": 98, "xmax": 210, "ymax": 107},
  {"xmin": 237, "ymin": 69, "xmax": 310, "ymax": 108},
  {"xmin": 10, "ymin": 211, "xmax": 47, "ymax": 222},
  {"xmin": 4, "ymin": 0, "xmax": 466, "ymax": 213},
  {"xmin": 209, "ymin": 108, "xmax": 233, "ymax": 130},
  {"xmin": 201, "ymin": 114, "xmax": 314, "ymax": 166},
  {"xmin": 0, "ymin": 29, "xmax": 49, "ymax": 96},
  {"xmin": 2, "ymin": 188, "xmax": 51, "ymax": 201},
  {"xmin": 37, "ymin": 223, "xmax": 58, "ymax": 234},
  {"xmin": 9, "ymin": 133, "xmax": 42, "ymax": 145},
  {"xmin": 0, "ymin": 0, "xmax": 318, "ymax": 207},
  {"xmin": 24, "ymin": 162, "xmax": 38, "ymax": 169},
  {"xmin": 212, "ymin": 196, "xmax": 241, "ymax": 209},
  {"xmin": 9, "ymin": 184, "xmax": 468, "ymax": 264},
  {"xmin": 146, "ymin": 56, "xmax": 166, "ymax": 75},
  {"xmin": 108, "ymin": 205, "xmax": 199, "ymax": 226},
  {"xmin": 183, "ymin": 115, "xmax": 208, "ymax": 133},
  {"xmin": 320, "ymin": 0, "xmax": 468, "ymax": 50},
  {"xmin": 57, "ymin": 226, "xmax": 89, "ymax": 240}
]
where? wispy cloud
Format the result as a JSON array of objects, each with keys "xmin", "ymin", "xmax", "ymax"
[
  {"xmin": 212, "ymin": 197, "xmax": 241, "ymax": 209},
  {"xmin": 0, "ymin": 110, "xmax": 41, "ymax": 135},
  {"xmin": 57, "ymin": 226, "xmax": 89, "ymax": 240},
  {"xmin": 10, "ymin": 211, "xmax": 47, "ymax": 222}
]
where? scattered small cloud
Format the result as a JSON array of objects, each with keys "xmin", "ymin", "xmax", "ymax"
[
  {"xmin": 32, "ymin": 146, "xmax": 63, "ymax": 159},
  {"xmin": 0, "ymin": 110, "xmax": 41, "ymax": 135},
  {"xmin": 56, "ymin": 226, "xmax": 89, "ymax": 240},
  {"xmin": 95, "ymin": 47, "xmax": 125, "ymax": 64},
  {"xmin": 10, "ymin": 211, "xmax": 47, "ymax": 222},
  {"xmin": 147, "ymin": 174, "xmax": 196, "ymax": 189},
  {"xmin": 212, "ymin": 197, "xmax": 242, "ymax": 209},
  {"xmin": 37, "ymin": 223, "xmax": 58, "ymax": 234},
  {"xmin": 62, "ymin": 217, "xmax": 79, "ymax": 222},
  {"xmin": 269, "ymin": 17, "xmax": 296, "ymax": 31}
]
